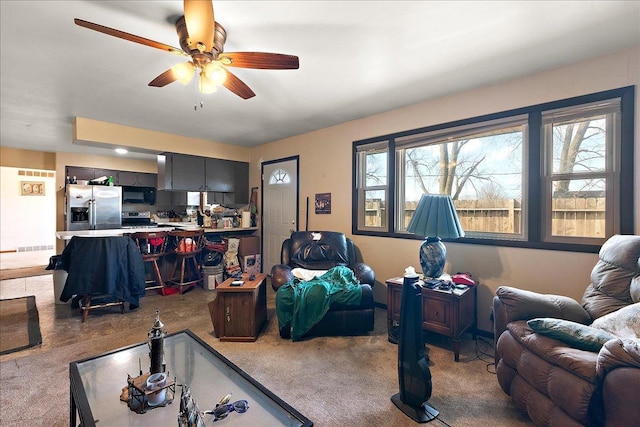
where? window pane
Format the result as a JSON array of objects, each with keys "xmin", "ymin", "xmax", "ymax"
[
  {"xmin": 400, "ymin": 126, "xmax": 524, "ymax": 235},
  {"xmin": 551, "ymin": 178, "xmax": 606, "ymax": 238},
  {"xmin": 365, "ymin": 151, "xmax": 387, "ymax": 186},
  {"xmin": 552, "ymin": 116, "xmax": 607, "ymax": 174},
  {"xmin": 364, "ymin": 190, "xmax": 386, "ymax": 228},
  {"xmin": 268, "ymin": 168, "xmax": 290, "ymax": 185}
]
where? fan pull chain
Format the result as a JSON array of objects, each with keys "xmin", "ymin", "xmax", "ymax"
[{"xmin": 193, "ymin": 71, "xmax": 205, "ymax": 110}]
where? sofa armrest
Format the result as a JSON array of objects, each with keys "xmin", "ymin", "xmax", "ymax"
[
  {"xmin": 271, "ymin": 264, "xmax": 293, "ymax": 291},
  {"xmin": 597, "ymin": 338, "xmax": 640, "ymax": 377},
  {"xmin": 493, "ymin": 286, "xmax": 591, "ymax": 359},
  {"xmin": 352, "ymin": 262, "xmax": 375, "ymax": 287}
]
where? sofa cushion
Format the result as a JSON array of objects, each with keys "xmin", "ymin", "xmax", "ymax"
[
  {"xmin": 591, "ymin": 303, "xmax": 640, "ymax": 339},
  {"xmin": 528, "ymin": 318, "xmax": 617, "ymax": 352}
]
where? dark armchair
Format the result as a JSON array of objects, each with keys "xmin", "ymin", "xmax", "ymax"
[{"xmin": 271, "ymin": 231, "xmax": 375, "ymax": 339}]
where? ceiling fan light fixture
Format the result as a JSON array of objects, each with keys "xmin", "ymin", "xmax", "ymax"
[
  {"xmin": 199, "ymin": 73, "xmax": 217, "ymax": 94},
  {"xmin": 172, "ymin": 62, "xmax": 195, "ymax": 85},
  {"xmin": 204, "ymin": 63, "xmax": 226, "ymax": 85}
]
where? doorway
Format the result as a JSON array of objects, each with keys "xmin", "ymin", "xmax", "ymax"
[{"xmin": 261, "ymin": 156, "xmax": 299, "ymax": 275}]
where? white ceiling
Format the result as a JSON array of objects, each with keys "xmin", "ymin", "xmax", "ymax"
[{"xmin": 1, "ymin": 1, "xmax": 639, "ymax": 160}]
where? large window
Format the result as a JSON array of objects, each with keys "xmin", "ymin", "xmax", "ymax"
[
  {"xmin": 353, "ymin": 87, "xmax": 634, "ymax": 252},
  {"xmin": 542, "ymin": 99, "xmax": 620, "ymax": 244},
  {"xmin": 396, "ymin": 116, "xmax": 527, "ymax": 239}
]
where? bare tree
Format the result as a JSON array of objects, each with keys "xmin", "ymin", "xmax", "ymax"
[
  {"xmin": 554, "ymin": 120, "xmax": 605, "ymax": 194},
  {"xmin": 407, "ymin": 140, "xmax": 487, "ymax": 200}
]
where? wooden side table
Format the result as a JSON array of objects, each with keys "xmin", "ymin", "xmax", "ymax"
[
  {"xmin": 208, "ymin": 273, "xmax": 267, "ymax": 342},
  {"xmin": 386, "ymin": 277, "xmax": 477, "ymax": 361}
]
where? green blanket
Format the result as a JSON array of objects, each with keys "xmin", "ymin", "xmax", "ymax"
[{"xmin": 276, "ymin": 266, "xmax": 362, "ymax": 341}]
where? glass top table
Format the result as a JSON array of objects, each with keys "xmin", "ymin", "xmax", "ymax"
[{"xmin": 69, "ymin": 330, "xmax": 312, "ymax": 426}]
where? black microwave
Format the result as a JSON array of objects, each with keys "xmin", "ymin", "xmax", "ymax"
[{"xmin": 122, "ymin": 186, "xmax": 156, "ymax": 204}]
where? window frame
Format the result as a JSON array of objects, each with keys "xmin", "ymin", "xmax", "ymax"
[{"xmin": 352, "ymin": 86, "xmax": 635, "ymax": 253}]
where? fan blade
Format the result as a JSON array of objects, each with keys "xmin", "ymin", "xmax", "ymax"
[
  {"xmin": 219, "ymin": 52, "xmax": 299, "ymax": 69},
  {"xmin": 149, "ymin": 69, "xmax": 178, "ymax": 87},
  {"xmin": 183, "ymin": 0, "xmax": 215, "ymax": 53},
  {"xmin": 74, "ymin": 18, "xmax": 186, "ymax": 56},
  {"xmin": 222, "ymin": 69, "xmax": 256, "ymax": 99}
]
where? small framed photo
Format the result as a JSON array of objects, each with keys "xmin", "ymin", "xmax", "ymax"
[
  {"xmin": 21, "ymin": 181, "xmax": 45, "ymax": 196},
  {"xmin": 315, "ymin": 193, "xmax": 331, "ymax": 214}
]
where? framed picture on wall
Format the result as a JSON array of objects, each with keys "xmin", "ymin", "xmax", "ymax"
[
  {"xmin": 21, "ymin": 181, "xmax": 45, "ymax": 196},
  {"xmin": 315, "ymin": 193, "xmax": 331, "ymax": 214}
]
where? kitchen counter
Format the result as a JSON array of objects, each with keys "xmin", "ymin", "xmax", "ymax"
[
  {"xmin": 55, "ymin": 227, "xmax": 171, "ymax": 240},
  {"xmin": 56, "ymin": 226, "xmax": 258, "ymax": 240}
]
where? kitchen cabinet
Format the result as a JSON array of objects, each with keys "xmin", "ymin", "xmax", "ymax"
[
  {"xmin": 234, "ymin": 161, "xmax": 249, "ymax": 204},
  {"xmin": 119, "ymin": 171, "xmax": 156, "ymax": 187},
  {"xmin": 206, "ymin": 158, "xmax": 234, "ymax": 192},
  {"xmin": 158, "ymin": 153, "xmax": 249, "ymax": 204},
  {"xmin": 171, "ymin": 154, "xmax": 206, "ymax": 191},
  {"xmin": 207, "ymin": 192, "xmax": 236, "ymax": 205},
  {"xmin": 155, "ymin": 190, "xmax": 172, "ymax": 206},
  {"xmin": 66, "ymin": 166, "xmax": 120, "ymax": 184},
  {"xmin": 156, "ymin": 190, "xmax": 200, "ymax": 207}
]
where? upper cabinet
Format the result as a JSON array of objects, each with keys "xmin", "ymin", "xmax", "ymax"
[
  {"xmin": 66, "ymin": 166, "xmax": 120, "ymax": 184},
  {"xmin": 119, "ymin": 171, "xmax": 156, "ymax": 187},
  {"xmin": 166, "ymin": 154, "xmax": 206, "ymax": 191},
  {"xmin": 206, "ymin": 158, "xmax": 235, "ymax": 192},
  {"xmin": 158, "ymin": 153, "xmax": 249, "ymax": 204},
  {"xmin": 233, "ymin": 161, "xmax": 249, "ymax": 205}
]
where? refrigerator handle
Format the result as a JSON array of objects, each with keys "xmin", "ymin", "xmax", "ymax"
[{"xmin": 89, "ymin": 199, "xmax": 95, "ymax": 230}]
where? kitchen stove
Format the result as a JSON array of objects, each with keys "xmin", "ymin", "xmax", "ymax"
[{"xmin": 121, "ymin": 211, "xmax": 158, "ymax": 229}]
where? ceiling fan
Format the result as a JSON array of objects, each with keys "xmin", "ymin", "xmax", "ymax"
[{"xmin": 74, "ymin": 0, "xmax": 299, "ymax": 100}]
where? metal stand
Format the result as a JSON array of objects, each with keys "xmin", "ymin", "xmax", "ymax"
[
  {"xmin": 391, "ymin": 393, "xmax": 439, "ymax": 423},
  {"xmin": 126, "ymin": 372, "xmax": 176, "ymax": 414}
]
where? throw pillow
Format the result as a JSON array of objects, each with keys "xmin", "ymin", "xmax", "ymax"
[
  {"xmin": 527, "ymin": 318, "xmax": 617, "ymax": 352},
  {"xmin": 591, "ymin": 303, "xmax": 640, "ymax": 339}
]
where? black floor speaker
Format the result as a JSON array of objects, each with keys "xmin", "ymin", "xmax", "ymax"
[{"xmin": 390, "ymin": 274, "xmax": 439, "ymax": 422}]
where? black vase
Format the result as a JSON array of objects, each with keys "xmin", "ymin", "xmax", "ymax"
[{"xmin": 391, "ymin": 274, "xmax": 439, "ymax": 422}]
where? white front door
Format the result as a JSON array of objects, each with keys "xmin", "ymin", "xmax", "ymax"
[{"xmin": 262, "ymin": 157, "xmax": 298, "ymax": 275}]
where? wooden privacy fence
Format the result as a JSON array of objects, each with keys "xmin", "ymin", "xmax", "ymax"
[{"xmin": 365, "ymin": 197, "xmax": 605, "ymax": 237}]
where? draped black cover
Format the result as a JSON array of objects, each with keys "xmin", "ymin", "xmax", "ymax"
[{"xmin": 60, "ymin": 236, "xmax": 146, "ymax": 307}]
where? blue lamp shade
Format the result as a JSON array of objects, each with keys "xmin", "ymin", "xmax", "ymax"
[{"xmin": 406, "ymin": 194, "xmax": 464, "ymax": 278}]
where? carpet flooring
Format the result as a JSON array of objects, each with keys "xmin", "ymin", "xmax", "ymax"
[
  {"xmin": 0, "ymin": 296, "xmax": 42, "ymax": 355},
  {"xmin": 0, "ymin": 275, "xmax": 532, "ymax": 427}
]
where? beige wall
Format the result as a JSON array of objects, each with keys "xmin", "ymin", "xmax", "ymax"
[
  {"xmin": 73, "ymin": 117, "xmax": 251, "ymax": 162},
  {"xmin": 251, "ymin": 45, "xmax": 640, "ymax": 333},
  {"xmin": 0, "ymin": 146, "xmax": 55, "ymax": 170}
]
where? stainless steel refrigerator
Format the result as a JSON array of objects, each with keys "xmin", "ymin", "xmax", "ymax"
[{"xmin": 65, "ymin": 184, "xmax": 122, "ymax": 230}]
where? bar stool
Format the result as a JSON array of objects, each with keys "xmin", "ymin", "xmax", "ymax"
[
  {"xmin": 59, "ymin": 236, "xmax": 145, "ymax": 322},
  {"xmin": 167, "ymin": 229, "xmax": 205, "ymax": 294},
  {"xmin": 130, "ymin": 231, "xmax": 168, "ymax": 296}
]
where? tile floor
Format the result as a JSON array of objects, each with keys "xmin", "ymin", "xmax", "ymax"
[{"xmin": 0, "ymin": 249, "xmax": 56, "ymax": 270}]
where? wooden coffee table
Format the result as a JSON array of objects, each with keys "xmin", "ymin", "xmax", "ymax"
[{"xmin": 209, "ymin": 273, "xmax": 267, "ymax": 342}]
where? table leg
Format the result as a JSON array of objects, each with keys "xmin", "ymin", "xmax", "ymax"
[
  {"xmin": 69, "ymin": 386, "xmax": 77, "ymax": 427},
  {"xmin": 453, "ymin": 339, "xmax": 460, "ymax": 362}
]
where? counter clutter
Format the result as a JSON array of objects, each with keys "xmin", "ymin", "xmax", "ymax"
[{"xmin": 55, "ymin": 225, "xmax": 258, "ymax": 240}]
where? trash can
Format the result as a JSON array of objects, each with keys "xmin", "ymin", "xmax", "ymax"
[{"xmin": 47, "ymin": 255, "xmax": 69, "ymax": 305}]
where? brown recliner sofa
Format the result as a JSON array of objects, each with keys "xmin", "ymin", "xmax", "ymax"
[
  {"xmin": 271, "ymin": 231, "xmax": 375, "ymax": 339},
  {"xmin": 493, "ymin": 234, "xmax": 640, "ymax": 427}
]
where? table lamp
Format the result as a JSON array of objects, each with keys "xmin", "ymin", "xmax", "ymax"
[{"xmin": 406, "ymin": 194, "xmax": 464, "ymax": 278}]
